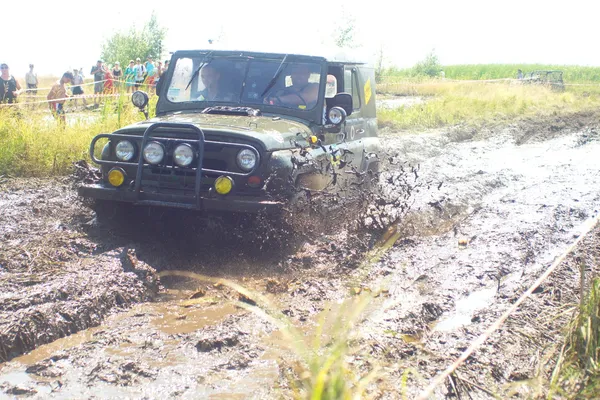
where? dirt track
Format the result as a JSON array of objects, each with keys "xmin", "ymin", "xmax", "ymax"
[{"xmin": 1, "ymin": 110, "xmax": 599, "ymax": 399}]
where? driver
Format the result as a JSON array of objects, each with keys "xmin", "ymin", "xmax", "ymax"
[
  {"xmin": 196, "ymin": 63, "xmax": 235, "ymax": 102},
  {"xmin": 265, "ymin": 63, "xmax": 319, "ymax": 109}
]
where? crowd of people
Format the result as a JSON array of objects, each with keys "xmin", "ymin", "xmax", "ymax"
[{"xmin": 0, "ymin": 56, "xmax": 170, "ymax": 123}]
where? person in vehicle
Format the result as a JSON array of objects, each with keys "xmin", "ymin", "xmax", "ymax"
[
  {"xmin": 196, "ymin": 63, "xmax": 235, "ymax": 102},
  {"xmin": 265, "ymin": 63, "xmax": 319, "ymax": 109}
]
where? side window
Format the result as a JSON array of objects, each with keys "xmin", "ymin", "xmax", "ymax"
[{"xmin": 343, "ymin": 68, "xmax": 361, "ymax": 111}]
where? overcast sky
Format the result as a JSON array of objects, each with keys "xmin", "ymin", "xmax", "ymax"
[{"xmin": 4, "ymin": 0, "xmax": 599, "ymax": 77}]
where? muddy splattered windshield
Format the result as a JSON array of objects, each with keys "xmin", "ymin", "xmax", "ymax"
[{"xmin": 165, "ymin": 55, "xmax": 323, "ymax": 111}]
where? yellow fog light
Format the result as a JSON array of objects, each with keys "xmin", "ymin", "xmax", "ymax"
[
  {"xmin": 309, "ymin": 135, "xmax": 318, "ymax": 144},
  {"xmin": 108, "ymin": 168, "xmax": 126, "ymax": 187},
  {"xmin": 214, "ymin": 176, "xmax": 233, "ymax": 195}
]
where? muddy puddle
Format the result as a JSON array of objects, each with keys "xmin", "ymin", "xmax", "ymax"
[{"xmin": 1, "ymin": 112, "xmax": 600, "ymax": 399}]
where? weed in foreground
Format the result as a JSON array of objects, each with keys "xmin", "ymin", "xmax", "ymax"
[
  {"xmin": 548, "ymin": 275, "xmax": 600, "ymax": 399},
  {"xmin": 157, "ymin": 270, "xmax": 407, "ymax": 399}
]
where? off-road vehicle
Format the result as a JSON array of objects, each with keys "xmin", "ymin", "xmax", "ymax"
[
  {"xmin": 78, "ymin": 49, "xmax": 381, "ymax": 215},
  {"xmin": 521, "ymin": 70, "xmax": 565, "ymax": 91}
]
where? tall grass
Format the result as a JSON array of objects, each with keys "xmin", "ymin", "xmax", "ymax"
[
  {"xmin": 377, "ymin": 81, "xmax": 600, "ymax": 131},
  {"xmin": 0, "ymin": 95, "xmax": 147, "ymax": 177},
  {"xmin": 381, "ymin": 64, "xmax": 600, "ymax": 83},
  {"xmin": 549, "ymin": 276, "xmax": 600, "ymax": 399}
]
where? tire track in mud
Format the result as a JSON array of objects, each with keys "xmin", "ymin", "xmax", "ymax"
[{"xmin": 354, "ymin": 121, "xmax": 600, "ymax": 398}]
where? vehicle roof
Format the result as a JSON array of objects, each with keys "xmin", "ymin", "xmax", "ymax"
[{"xmin": 171, "ymin": 45, "xmax": 369, "ymax": 65}]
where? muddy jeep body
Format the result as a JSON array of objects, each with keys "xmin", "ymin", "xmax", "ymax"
[{"xmin": 78, "ymin": 49, "xmax": 380, "ymax": 214}]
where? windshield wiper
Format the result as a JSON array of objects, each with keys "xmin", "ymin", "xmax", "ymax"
[
  {"xmin": 260, "ymin": 54, "xmax": 288, "ymax": 97},
  {"xmin": 185, "ymin": 51, "xmax": 213, "ymax": 91}
]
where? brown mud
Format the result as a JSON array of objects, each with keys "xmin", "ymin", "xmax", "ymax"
[{"xmin": 1, "ymin": 109, "xmax": 600, "ymax": 398}]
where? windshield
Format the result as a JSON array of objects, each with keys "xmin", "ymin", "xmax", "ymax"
[{"xmin": 166, "ymin": 56, "xmax": 323, "ymax": 111}]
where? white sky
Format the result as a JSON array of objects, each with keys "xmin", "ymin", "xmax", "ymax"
[{"xmin": 4, "ymin": 0, "xmax": 600, "ymax": 78}]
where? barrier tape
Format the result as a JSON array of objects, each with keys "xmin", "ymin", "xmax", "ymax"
[
  {"xmin": 415, "ymin": 213, "xmax": 600, "ymax": 400},
  {"xmin": 378, "ymin": 78, "xmax": 600, "ymax": 87},
  {"xmin": 0, "ymin": 93, "xmax": 131, "ymax": 108},
  {"xmin": 21, "ymin": 77, "xmax": 157, "ymax": 93}
]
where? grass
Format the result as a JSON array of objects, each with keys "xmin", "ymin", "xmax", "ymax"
[
  {"xmin": 548, "ymin": 276, "xmax": 600, "ymax": 399},
  {"xmin": 0, "ymin": 93, "xmax": 151, "ymax": 177},
  {"xmin": 376, "ymin": 80, "xmax": 600, "ymax": 131}
]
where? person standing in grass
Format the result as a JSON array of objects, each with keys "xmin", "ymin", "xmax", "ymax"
[
  {"xmin": 25, "ymin": 64, "xmax": 38, "ymax": 95},
  {"xmin": 134, "ymin": 58, "xmax": 146, "ymax": 90},
  {"xmin": 71, "ymin": 69, "xmax": 87, "ymax": 109},
  {"xmin": 90, "ymin": 59, "xmax": 106, "ymax": 107},
  {"xmin": 112, "ymin": 62, "xmax": 122, "ymax": 91},
  {"xmin": 0, "ymin": 63, "xmax": 23, "ymax": 104},
  {"xmin": 125, "ymin": 60, "xmax": 136, "ymax": 93},
  {"xmin": 47, "ymin": 71, "xmax": 74, "ymax": 124}
]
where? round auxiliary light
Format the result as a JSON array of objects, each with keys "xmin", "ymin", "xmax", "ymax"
[
  {"xmin": 131, "ymin": 90, "xmax": 149, "ymax": 108},
  {"xmin": 143, "ymin": 141, "xmax": 165, "ymax": 165},
  {"xmin": 108, "ymin": 168, "xmax": 126, "ymax": 187},
  {"xmin": 173, "ymin": 143, "xmax": 195, "ymax": 167},
  {"xmin": 328, "ymin": 106, "xmax": 346, "ymax": 125},
  {"xmin": 236, "ymin": 149, "xmax": 258, "ymax": 172},
  {"xmin": 115, "ymin": 140, "xmax": 135, "ymax": 161},
  {"xmin": 214, "ymin": 176, "xmax": 234, "ymax": 195}
]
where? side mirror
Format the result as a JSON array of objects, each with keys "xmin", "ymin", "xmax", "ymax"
[{"xmin": 330, "ymin": 92, "xmax": 353, "ymax": 117}]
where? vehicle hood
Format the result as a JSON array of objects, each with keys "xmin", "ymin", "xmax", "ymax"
[{"xmin": 120, "ymin": 112, "xmax": 313, "ymax": 151}]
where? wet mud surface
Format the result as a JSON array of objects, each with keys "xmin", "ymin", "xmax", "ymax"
[{"xmin": 1, "ymin": 110, "xmax": 600, "ymax": 398}]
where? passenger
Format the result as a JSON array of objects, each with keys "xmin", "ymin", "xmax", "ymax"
[
  {"xmin": 196, "ymin": 63, "xmax": 235, "ymax": 102},
  {"xmin": 265, "ymin": 63, "xmax": 319, "ymax": 109}
]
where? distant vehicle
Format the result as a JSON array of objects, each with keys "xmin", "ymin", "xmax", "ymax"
[
  {"xmin": 521, "ymin": 70, "xmax": 565, "ymax": 91},
  {"xmin": 78, "ymin": 48, "xmax": 381, "ymax": 217}
]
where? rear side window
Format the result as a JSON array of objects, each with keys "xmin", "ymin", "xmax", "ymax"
[{"xmin": 344, "ymin": 69, "xmax": 361, "ymax": 111}]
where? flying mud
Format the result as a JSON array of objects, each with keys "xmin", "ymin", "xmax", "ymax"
[{"xmin": 1, "ymin": 109, "xmax": 599, "ymax": 398}]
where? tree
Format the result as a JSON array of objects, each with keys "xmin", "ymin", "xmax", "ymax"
[
  {"xmin": 411, "ymin": 49, "xmax": 442, "ymax": 78},
  {"xmin": 332, "ymin": 12, "xmax": 360, "ymax": 49},
  {"xmin": 100, "ymin": 11, "xmax": 167, "ymax": 68}
]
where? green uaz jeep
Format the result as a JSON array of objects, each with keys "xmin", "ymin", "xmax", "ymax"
[{"xmin": 78, "ymin": 49, "xmax": 381, "ymax": 214}]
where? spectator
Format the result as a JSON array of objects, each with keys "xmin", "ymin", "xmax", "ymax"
[
  {"xmin": 145, "ymin": 56, "xmax": 156, "ymax": 94},
  {"xmin": 517, "ymin": 69, "xmax": 523, "ymax": 79},
  {"xmin": 71, "ymin": 68, "xmax": 87, "ymax": 108},
  {"xmin": 0, "ymin": 63, "xmax": 22, "ymax": 104},
  {"xmin": 90, "ymin": 59, "xmax": 107, "ymax": 106},
  {"xmin": 125, "ymin": 60, "xmax": 136, "ymax": 93},
  {"xmin": 47, "ymin": 71, "xmax": 74, "ymax": 124},
  {"xmin": 440, "ymin": 69, "xmax": 446, "ymax": 80},
  {"xmin": 134, "ymin": 57, "xmax": 145, "ymax": 90},
  {"xmin": 112, "ymin": 62, "xmax": 122, "ymax": 90},
  {"xmin": 25, "ymin": 64, "xmax": 38, "ymax": 95},
  {"xmin": 104, "ymin": 69, "xmax": 114, "ymax": 94}
]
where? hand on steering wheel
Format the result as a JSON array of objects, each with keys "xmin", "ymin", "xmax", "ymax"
[{"xmin": 264, "ymin": 88, "xmax": 307, "ymax": 107}]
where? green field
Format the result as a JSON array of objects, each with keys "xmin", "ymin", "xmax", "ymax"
[{"xmin": 381, "ymin": 64, "xmax": 600, "ymax": 83}]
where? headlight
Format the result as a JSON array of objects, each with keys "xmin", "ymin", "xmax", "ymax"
[
  {"xmin": 173, "ymin": 144, "xmax": 195, "ymax": 167},
  {"xmin": 328, "ymin": 107, "xmax": 347, "ymax": 125},
  {"xmin": 236, "ymin": 149, "xmax": 258, "ymax": 172},
  {"xmin": 143, "ymin": 141, "xmax": 165, "ymax": 165},
  {"xmin": 115, "ymin": 140, "xmax": 135, "ymax": 161}
]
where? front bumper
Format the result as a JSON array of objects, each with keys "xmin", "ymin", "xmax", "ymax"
[{"xmin": 78, "ymin": 183, "xmax": 284, "ymax": 214}]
